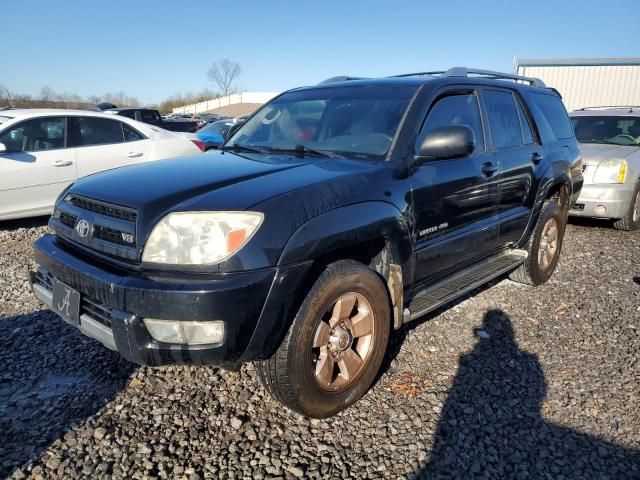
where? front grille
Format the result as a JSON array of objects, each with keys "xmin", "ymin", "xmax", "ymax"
[
  {"xmin": 67, "ymin": 195, "xmax": 137, "ymax": 222},
  {"xmin": 52, "ymin": 194, "xmax": 140, "ymax": 264},
  {"xmin": 35, "ymin": 270, "xmax": 113, "ymax": 328},
  {"xmin": 93, "ymin": 225, "xmax": 135, "ymax": 246},
  {"xmin": 59, "ymin": 212, "xmax": 77, "ymax": 229}
]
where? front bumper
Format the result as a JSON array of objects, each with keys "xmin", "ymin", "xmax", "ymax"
[
  {"xmin": 31, "ymin": 234, "xmax": 310, "ymax": 366},
  {"xmin": 568, "ymin": 183, "xmax": 634, "ymax": 219}
]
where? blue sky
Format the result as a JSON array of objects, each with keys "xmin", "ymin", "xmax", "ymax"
[{"xmin": 2, "ymin": 0, "xmax": 638, "ymax": 104}]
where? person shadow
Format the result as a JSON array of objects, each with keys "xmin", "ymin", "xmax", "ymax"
[{"xmin": 417, "ymin": 309, "xmax": 640, "ymax": 480}]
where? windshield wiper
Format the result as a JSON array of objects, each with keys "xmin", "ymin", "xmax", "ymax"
[
  {"xmin": 266, "ymin": 145, "xmax": 339, "ymax": 158},
  {"xmin": 220, "ymin": 144, "xmax": 268, "ymax": 154}
]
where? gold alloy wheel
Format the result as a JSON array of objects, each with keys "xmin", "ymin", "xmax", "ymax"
[
  {"xmin": 538, "ymin": 217, "xmax": 559, "ymax": 271},
  {"xmin": 312, "ymin": 292, "xmax": 375, "ymax": 391}
]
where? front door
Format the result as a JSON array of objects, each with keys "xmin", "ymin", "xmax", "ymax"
[
  {"xmin": 411, "ymin": 89, "xmax": 500, "ymax": 284},
  {"xmin": 0, "ymin": 116, "xmax": 77, "ymax": 219}
]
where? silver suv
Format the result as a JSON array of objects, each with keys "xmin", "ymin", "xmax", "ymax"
[{"xmin": 569, "ymin": 107, "xmax": 640, "ymax": 230}]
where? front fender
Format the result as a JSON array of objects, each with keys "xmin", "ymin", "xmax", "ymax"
[{"xmin": 278, "ymin": 201, "xmax": 412, "ymax": 268}]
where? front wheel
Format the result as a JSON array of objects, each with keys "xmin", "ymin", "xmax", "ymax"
[
  {"xmin": 257, "ymin": 260, "xmax": 390, "ymax": 418},
  {"xmin": 613, "ymin": 183, "xmax": 640, "ymax": 231},
  {"xmin": 510, "ymin": 200, "xmax": 566, "ymax": 286}
]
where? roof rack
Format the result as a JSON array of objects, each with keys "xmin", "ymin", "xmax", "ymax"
[
  {"xmin": 318, "ymin": 76, "xmax": 369, "ymax": 85},
  {"xmin": 391, "ymin": 67, "xmax": 547, "ymax": 88},
  {"xmin": 577, "ymin": 106, "xmax": 640, "ymax": 112}
]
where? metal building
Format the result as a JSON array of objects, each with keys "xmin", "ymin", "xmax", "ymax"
[{"xmin": 515, "ymin": 58, "xmax": 640, "ymax": 112}]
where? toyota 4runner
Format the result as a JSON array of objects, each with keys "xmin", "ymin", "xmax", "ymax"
[{"xmin": 30, "ymin": 68, "xmax": 583, "ymax": 418}]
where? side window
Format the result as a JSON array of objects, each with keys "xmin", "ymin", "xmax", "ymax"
[
  {"xmin": 484, "ymin": 90, "xmax": 522, "ymax": 149},
  {"xmin": 140, "ymin": 110, "xmax": 160, "ymax": 123},
  {"xmin": 0, "ymin": 117, "xmax": 66, "ymax": 153},
  {"xmin": 76, "ymin": 117, "xmax": 125, "ymax": 146},
  {"xmin": 515, "ymin": 98, "xmax": 535, "ymax": 145},
  {"xmin": 123, "ymin": 123, "xmax": 145, "ymax": 142},
  {"xmin": 119, "ymin": 110, "xmax": 136, "ymax": 120},
  {"xmin": 531, "ymin": 93, "xmax": 574, "ymax": 139},
  {"xmin": 417, "ymin": 93, "xmax": 484, "ymax": 154}
]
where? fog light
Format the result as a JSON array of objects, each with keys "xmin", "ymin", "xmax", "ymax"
[
  {"xmin": 595, "ymin": 205, "xmax": 607, "ymax": 215},
  {"xmin": 143, "ymin": 319, "xmax": 224, "ymax": 345}
]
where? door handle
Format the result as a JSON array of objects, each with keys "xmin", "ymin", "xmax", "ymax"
[
  {"xmin": 127, "ymin": 152, "xmax": 143, "ymax": 158},
  {"xmin": 531, "ymin": 152, "xmax": 544, "ymax": 164},
  {"xmin": 481, "ymin": 162, "xmax": 499, "ymax": 177},
  {"xmin": 53, "ymin": 160, "xmax": 73, "ymax": 167}
]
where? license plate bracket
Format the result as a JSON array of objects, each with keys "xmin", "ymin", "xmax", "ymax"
[{"xmin": 51, "ymin": 279, "xmax": 81, "ymax": 325}]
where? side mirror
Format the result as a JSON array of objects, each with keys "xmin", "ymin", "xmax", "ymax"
[
  {"xmin": 414, "ymin": 125, "xmax": 475, "ymax": 165},
  {"xmin": 225, "ymin": 123, "xmax": 242, "ymax": 141},
  {"xmin": 0, "ymin": 143, "xmax": 6, "ymax": 153}
]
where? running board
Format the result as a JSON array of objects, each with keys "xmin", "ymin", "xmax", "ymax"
[{"xmin": 405, "ymin": 249, "xmax": 527, "ymax": 321}]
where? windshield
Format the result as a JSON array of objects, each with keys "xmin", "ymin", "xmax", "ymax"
[
  {"xmin": 201, "ymin": 120, "xmax": 234, "ymax": 135},
  {"xmin": 226, "ymin": 84, "xmax": 417, "ymax": 160},
  {"xmin": 571, "ymin": 116, "xmax": 640, "ymax": 146}
]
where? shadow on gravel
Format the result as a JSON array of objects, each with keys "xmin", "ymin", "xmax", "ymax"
[
  {"xmin": 0, "ymin": 309, "xmax": 135, "ymax": 477},
  {"xmin": 415, "ymin": 309, "xmax": 640, "ymax": 479}
]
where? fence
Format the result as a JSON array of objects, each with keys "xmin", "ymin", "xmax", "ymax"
[{"xmin": 171, "ymin": 92, "xmax": 279, "ymax": 115}]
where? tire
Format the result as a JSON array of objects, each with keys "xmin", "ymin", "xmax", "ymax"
[
  {"xmin": 257, "ymin": 260, "xmax": 390, "ymax": 418},
  {"xmin": 613, "ymin": 183, "xmax": 640, "ymax": 231},
  {"xmin": 510, "ymin": 200, "xmax": 566, "ymax": 286}
]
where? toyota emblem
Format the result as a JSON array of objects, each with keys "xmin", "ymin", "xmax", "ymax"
[{"xmin": 75, "ymin": 219, "xmax": 91, "ymax": 238}]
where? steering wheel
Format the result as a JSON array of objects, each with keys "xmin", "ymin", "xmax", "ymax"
[{"xmin": 611, "ymin": 134, "xmax": 636, "ymax": 144}]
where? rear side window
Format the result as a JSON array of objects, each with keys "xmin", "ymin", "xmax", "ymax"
[
  {"xmin": 484, "ymin": 90, "xmax": 522, "ymax": 149},
  {"xmin": 0, "ymin": 117, "xmax": 66, "ymax": 152},
  {"xmin": 123, "ymin": 123, "xmax": 145, "ymax": 142},
  {"xmin": 76, "ymin": 117, "xmax": 124, "ymax": 146},
  {"xmin": 515, "ymin": 98, "xmax": 535, "ymax": 145},
  {"xmin": 531, "ymin": 93, "xmax": 573, "ymax": 139},
  {"xmin": 418, "ymin": 93, "xmax": 485, "ymax": 154},
  {"xmin": 140, "ymin": 110, "xmax": 161, "ymax": 123}
]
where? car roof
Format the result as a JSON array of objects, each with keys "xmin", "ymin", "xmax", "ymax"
[
  {"xmin": 290, "ymin": 74, "xmax": 552, "ymax": 96},
  {"xmin": 0, "ymin": 108, "xmax": 141, "ymax": 119}
]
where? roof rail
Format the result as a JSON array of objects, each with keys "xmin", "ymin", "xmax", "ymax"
[
  {"xmin": 318, "ymin": 76, "xmax": 369, "ymax": 85},
  {"xmin": 391, "ymin": 67, "xmax": 546, "ymax": 88},
  {"xmin": 577, "ymin": 106, "xmax": 640, "ymax": 112}
]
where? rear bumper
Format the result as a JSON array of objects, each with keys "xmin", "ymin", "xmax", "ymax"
[
  {"xmin": 31, "ymin": 234, "xmax": 310, "ymax": 366},
  {"xmin": 569, "ymin": 183, "xmax": 634, "ymax": 219}
]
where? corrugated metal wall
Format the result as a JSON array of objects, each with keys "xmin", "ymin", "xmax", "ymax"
[{"xmin": 517, "ymin": 65, "xmax": 640, "ymax": 112}]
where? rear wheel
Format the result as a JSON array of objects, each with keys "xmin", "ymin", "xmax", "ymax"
[
  {"xmin": 257, "ymin": 260, "xmax": 390, "ymax": 418},
  {"xmin": 613, "ymin": 183, "xmax": 640, "ymax": 231},
  {"xmin": 510, "ymin": 200, "xmax": 565, "ymax": 286}
]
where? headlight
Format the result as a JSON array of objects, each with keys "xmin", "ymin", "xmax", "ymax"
[
  {"xmin": 592, "ymin": 159, "xmax": 627, "ymax": 184},
  {"xmin": 142, "ymin": 211, "xmax": 263, "ymax": 265}
]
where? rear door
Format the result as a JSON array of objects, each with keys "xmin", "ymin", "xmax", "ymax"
[
  {"xmin": 0, "ymin": 116, "xmax": 77, "ymax": 218},
  {"xmin": 412, "ymin": 88, "xmax": 500, "ymax": 283},
  {"xmin": 481, "ymin": 88, "xmax": 541, "ymax": 245},
  {"xmin": 69, "ymin": 116, "xmax": 151, "ymax": 178}
]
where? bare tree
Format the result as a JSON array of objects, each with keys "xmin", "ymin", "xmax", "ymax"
[
  {"xmin": 0, "ymin": 84, "xmax": 14, "ymax": 106},
  {"xmin": 207, "ymin": 59, "xmax": 241, "ymax": 97},
  {"xmin": 40, "ymin": 86, "xmax": 56, "ymax": 102}
]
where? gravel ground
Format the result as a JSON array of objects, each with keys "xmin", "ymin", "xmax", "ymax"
[{"xmin": 0, "ymin": 217, "xmax": 639, "ymax": 479}]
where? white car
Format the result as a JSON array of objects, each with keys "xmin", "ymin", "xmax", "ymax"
[{"xmin": 0, "ymin": 109, "xmax": 205, "ymax": 220}]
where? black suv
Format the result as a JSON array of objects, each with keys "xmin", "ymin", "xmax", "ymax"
[{"xmin": 30, "ymin": 68, "xmax": 582, "ymax": 417}]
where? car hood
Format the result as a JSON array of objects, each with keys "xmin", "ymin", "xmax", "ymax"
[
  {"xmin": 578, "ymin": 143, "xmax": 640, "ymax": 165},
  {"xmin": 68, "ymin": 151, "xmax": 373, "ymax": 231}
]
